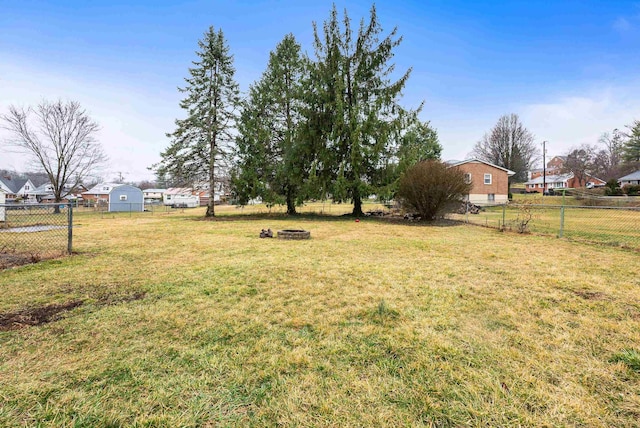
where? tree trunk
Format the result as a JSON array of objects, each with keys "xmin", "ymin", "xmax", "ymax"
[
  {"xmin": 53, "ymin": 195, "xmax": 62, "ymax": 214},
  {"xmin": 206, "ymin": 137, "xmax": 216, "ymax": 218},
  {"xmin": 286, "ymin": 186, "xmax": 296, "ymax": 215},
  {"xmin": 352, "ymin": 186, "xmax": 364, "ymax": 217}
]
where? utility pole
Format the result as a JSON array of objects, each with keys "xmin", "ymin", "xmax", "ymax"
[{"xmin": 542, "ymin": 141, "xmax": 547, "ymax": 195}]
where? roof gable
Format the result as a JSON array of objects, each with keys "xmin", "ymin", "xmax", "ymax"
[{"xmin": 448, "ymin": 158, "xmax": 516, "ymax": 176}]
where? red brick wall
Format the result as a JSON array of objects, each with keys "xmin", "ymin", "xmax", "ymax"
[{"xmin": 454, "ymin": 162, "xmax": 509, "ymax": 196}]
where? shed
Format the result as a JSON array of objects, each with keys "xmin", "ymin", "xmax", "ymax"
[{"xmin": 82, "ymin": 183, "xmax": 144, "ymax": 212}]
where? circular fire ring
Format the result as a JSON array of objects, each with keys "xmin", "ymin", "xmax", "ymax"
[{"xmin": 277, "ymin": 229, "xmax": 311, "ymax": 240}]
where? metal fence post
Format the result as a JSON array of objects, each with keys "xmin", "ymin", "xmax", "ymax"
[
  {"xmin": 465, "ymin": 201, "xmax": 469, "ymax": 223},
  {"xmin": 67, "ymin": 203, "xmax": 73, "ymax": 254},
  {"xmin": 502, "ymin": 203, "xmax": 506, "ymax": 230},
  {"xmin": 558, "ymin": 190, "xmax": 565, "ymax": 238}
]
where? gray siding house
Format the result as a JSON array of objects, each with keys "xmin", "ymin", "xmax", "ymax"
[{"xmin": 619, "ymin": 170, "xmax": 640, "ymax": 187}]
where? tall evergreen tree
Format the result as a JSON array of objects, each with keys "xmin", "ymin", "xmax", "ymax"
[
  {"xmin": 622, "ymin": 120, "xmax": 640, "ymax": 164},
  {"xmin": 233, "ymin": 34, "xmax": 306, "ymax": 214},
  {"xmin": 156, "ymin": 27, "xmax": 239, "ymax": 217},
  {"xmin": 306, "ymin": 5, "xmax": 412, "ymax": 216},
  {"xmin": 372, "ymin": 115, "xmax": 441, "ymax": 202}
]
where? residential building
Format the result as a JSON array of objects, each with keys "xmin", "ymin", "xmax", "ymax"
[
  {"xmin": 0, "ymin": 176, "xmax": 36, "ymax": 202},
  {"xmin": 163, "ymin": 188, "xmax": 200, "ymax": 208},
  {"xmin": 142, "ymin": 188, "xmax": 166, "ymax": 204},
  {"xmin": 449, "ymin": 159, "xmax": 515, "ymax": 204},
  {"xmin": 82, "ymin": 183, "xmax": 144, "ymax": 212},
  {"xmin": 618, "ymin": 170, "xmax": 640, "ymax": 187}
]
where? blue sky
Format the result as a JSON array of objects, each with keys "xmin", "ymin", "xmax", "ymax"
[{"xmin": 1, "ymin": 0, "xmax": 640, "ymax": 181}]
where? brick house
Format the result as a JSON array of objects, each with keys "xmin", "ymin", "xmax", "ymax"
[{"xmin": 449, "ymin": 159, "xmax": 515, "ymax": 204}]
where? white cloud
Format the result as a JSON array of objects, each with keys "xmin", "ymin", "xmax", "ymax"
[{"xmin": 520, "ymin": 84, "xmax": 640, "ymax": 161}]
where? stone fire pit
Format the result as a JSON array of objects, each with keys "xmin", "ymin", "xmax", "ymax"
[{"xmin": 277, "ymin": 229, "xmax": 311, "ymax": 240}]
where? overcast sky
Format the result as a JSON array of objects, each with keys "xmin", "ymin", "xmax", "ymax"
[{"xmin": 1, "ymin": 0, "xmax": 640, "ymax": 181}]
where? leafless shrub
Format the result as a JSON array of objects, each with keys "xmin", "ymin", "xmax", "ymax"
[{"xmin": 396, "ymin": 160, "xmax": 472, "ymax": 221}]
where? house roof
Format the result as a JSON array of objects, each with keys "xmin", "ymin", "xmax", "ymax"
[
  {"xmin": 143, "ymin": 188, "xmax": 167, "ymax": 193},
  {"xmin": 0, "ymin": 177, "xmax": 29, "ymax": 193},
  {"xmin": 549, "ymin": 155, "xmax": 567, "ymax": 161},
  {"xmin": 165, "ymin": 187, "xmax": 195, "ymax": 195},
  {"xmin": 448, "ymin": 158, "xmax": 516, "ymax": 176},
  {"xmin": 82, "ymin": 183, "xmax": 128, "ymax": 195},
  {"xmin": 619, "ymin": 170, "xmax": 640, "ymax": 181},
  {"xmin": 28, "ymin": 183, "xmax": 55, "ymax": 196},
  {"xmin": 525, "ymin": 173, "xmax": 573, "ymax": 185}
]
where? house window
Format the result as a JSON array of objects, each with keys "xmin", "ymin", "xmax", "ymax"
[
  {"xmin": 24, "ymin": 185, "xmax": 30, "ymax": 191},
  {"xmin": 119, "ymin": 195, "xmax": 127, "ymax": 201},
  {"xmin": 484, "ymin": 174, "xmax": 492, "ymax": 185},
  {"xmin": 102, "ymin": 186, "xmax": 110, "ymax": 191},
  {"xmin": 488, "ymin": 193, "xmax": 495, "ymax": 202},
  {"xmin": 464, "ymin": 173, "xmax": 472, "ymax": 184},
  {"xmin": 166, "ymin": 195, "xmax": 172, "ymax": 200}
]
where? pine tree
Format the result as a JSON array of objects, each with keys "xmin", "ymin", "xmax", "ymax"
[
  {"xmin": 306, "ymin": 5, "xmax": 412, "ymax": 216},
  {"xmin": 156, "ymin": 27, "xmax": 239, "ymax": 217},
  {"xmin": 622, "ymin": 120, "xmax": 640, "ymax": 164},
  {"xmin": 233, "ymin": 34, "xmax": 306, "ymax": 214}
]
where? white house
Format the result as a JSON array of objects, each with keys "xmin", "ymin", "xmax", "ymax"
[
  {"xmin": 525, "ymin": 173, "xmax": 573, "ymax": 193},
  {"xmin": 142, "ymin": 188, "xmax": 166, "ymax": 204},
  {"xmin": 163, "ymin": 188, "xmax": 200, "ymax": 208},
  {"xmin": 619, "ymin": 170, "xmax": 640, "ymax": 187},
  {"xmin": 0, "ymin": 177, "xmax": 36, "ymax": 202}
]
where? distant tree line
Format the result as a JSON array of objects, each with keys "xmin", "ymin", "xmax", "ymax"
[
  {"xmin": 470, "ymin": 113, "xmax": 640, "ymax": 190},
  {"xmin": 561, "ymin": 121, "xmax": 640, "ymax": 183},
  {"xmin": 153, "ymin": 4, "xmax": 442, "ymax": 217}
]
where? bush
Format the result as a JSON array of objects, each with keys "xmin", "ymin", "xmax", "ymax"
[
  {"xmin": 396, "ymin": 160, "xmax": 472, "ymax": 221},
  {"xmin": 604, "ymin": 179, "xmax": 623, "ymax": 196},
  {"xmin": 623, "ymin": 184, "xmax": 640, "ymax": 196}
]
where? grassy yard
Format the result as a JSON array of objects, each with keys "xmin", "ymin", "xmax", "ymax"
[{"xmin": 1, "ymin": 206, "xmax": 639, "ymax": 426}]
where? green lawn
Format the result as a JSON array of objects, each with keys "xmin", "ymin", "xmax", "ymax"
[{"xmin": 1, "ymin": 206, "xmax": 639, "ymax": 426}]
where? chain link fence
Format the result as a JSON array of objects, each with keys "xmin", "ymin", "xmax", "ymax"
[
  {"xmin": 72, "ymin": 203, "xmax": 181, "ymax": 218},
  {"xmin": 447, "ymin": 202, "xmax": 640, "ymax": 250},
  {"xmin": 0, "ymin": 203, "xmax": 72, "ymax": 268}
]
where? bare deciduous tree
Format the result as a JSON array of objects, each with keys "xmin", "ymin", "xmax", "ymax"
[
  {"xmin": 1, "ymin": 100, "xmax": 106, "ymax": 208},
  {"xmin": 471, "ymin": 114, "xmax": 539, "ymax": 189},
  {"xmin": 592, "ymin": 129, "xmax": 626, "ymax": 181},
  {"xmin": 562, "ymin": 145, "xmax": 596, "ymax": 186}
]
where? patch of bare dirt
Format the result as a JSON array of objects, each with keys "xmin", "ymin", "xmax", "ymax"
[
  {"xmin": 0, "ymin": 292, "xmax": 146, "ymax": 331},
  {"xmin": 0, "ymin": 253, "xmax": 40, "ymax": 270},
  {"xmin": 573, "ymin": 290, "xmax": 609, "ymax": 300},
  {"xmin": 0, "ymin": 300, "xmax": 84, "ymax": 331}
]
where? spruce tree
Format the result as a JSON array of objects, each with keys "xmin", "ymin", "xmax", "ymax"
[
  {"xmin": 307, "ymin": 5, "xmax": 412, "ymax": 216},
  {"xmin": 157, "ymin": 27, "xmax": 239, "ymax": 217},
  {"xmin": 233, "ymin": 34, "xmax": 306, "ymax": 214},
  {"xmin": 622, "ymin": 120, "xmax": 640, "ymax": 164}
]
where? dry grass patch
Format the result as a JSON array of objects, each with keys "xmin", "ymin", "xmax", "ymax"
[{"xmin": 1, "ymin": 207, "xmax": 639, "ymax": 426}]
